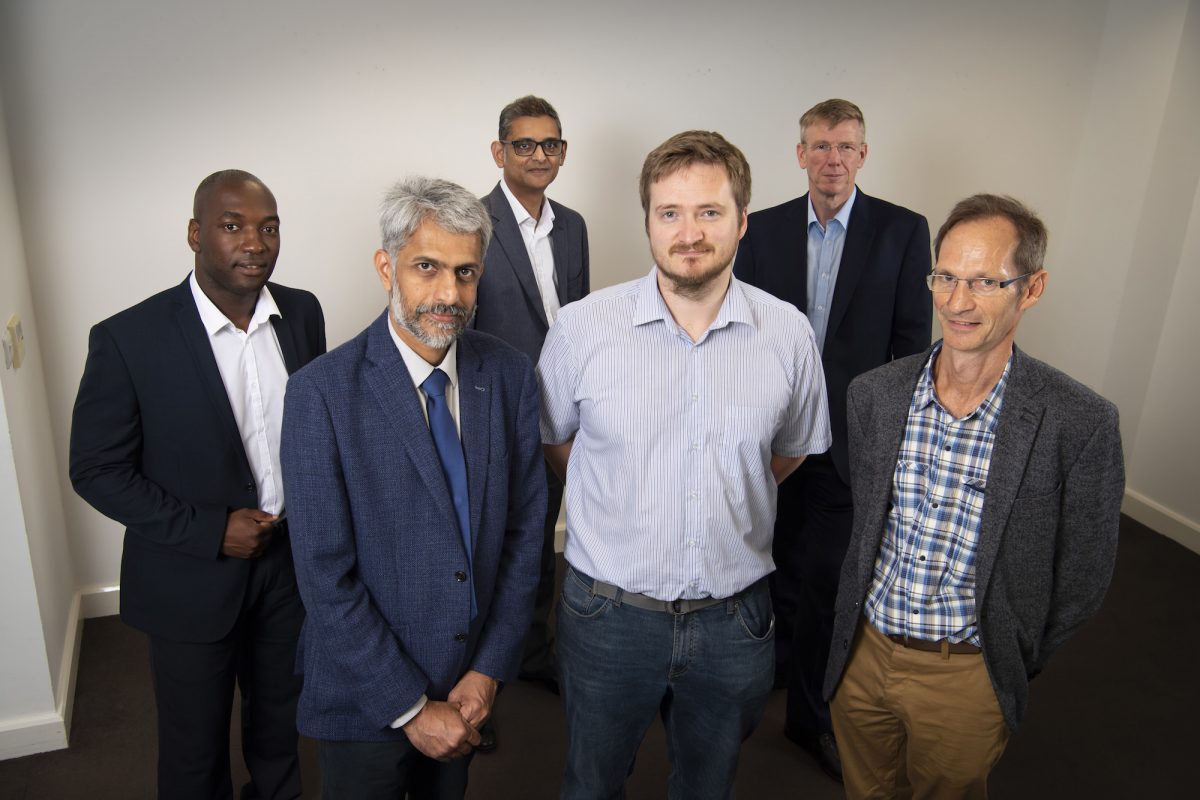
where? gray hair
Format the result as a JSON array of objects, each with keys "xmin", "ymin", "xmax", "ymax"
[{"xmin": 379, "ymin": 176, "xmax": 492, "ymax": 259}]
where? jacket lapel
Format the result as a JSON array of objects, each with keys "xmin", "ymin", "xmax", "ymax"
[
  {"xmin": 456, "ymin": 334, "xmax": 491, "ymax": 557},
  {"xmin": 170, "ymin": 279, "xmax": 246, "ymax": 455},
  {"xmin": 972, "ymin": 347, "xmax": 1045, "ymax": 603},
  {"xmin": 267, "ymin": 286, "xmax": 302, "ymax": 373},
  {"xmin": 488, "ymin": 183, "xmax": 548, "ymax": 327},
  {"xmin": 826, "ymin": 189, "xmax": 872, "ymax": 347},
  {"xmin": 362, "ymin": 314, "xmax": 460, "ymax": 528},
  {"xmin": 549, "ymin": 202, "xmax": 570, "ymax": 308}
]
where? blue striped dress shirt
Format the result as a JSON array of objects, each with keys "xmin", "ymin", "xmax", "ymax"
[
  {"xmin": 806, "ymin": 188, "xmax": 855, "ymax": 352},
  {"xmin": 538, "ymin": 267, "xmax": 831, "ymax": 601},
  {"xmin": 866, "ymin": 343, "xmax": 1011, "ymax": 645}
]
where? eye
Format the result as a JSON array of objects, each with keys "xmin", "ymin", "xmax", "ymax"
[
  {"xmin": 415, "ymin": 261, "xmax": 435, "ymax": 272},
  {"xmin": 813, "ymin": 143, "xmax": 831, "ymax": 153},
  {"xmin": 975, "ymin": 278, "xmax": 999, "ymax": 289},
  {"xmin": 701, "ymin": 209, "xmax": 720, "ymax": 219},
  {"xmin": 661, "ymin": 210, "xmax": 677, "ymax": 220},
  {"xmin": 261, "ymin": 225, "xmax": 278, "ymax": 235},
  {"xmin": 456, "ymin": 266, "xmax": 479, "ymax": 281},
  {"xmin": 839, "ymin": 144, "xmax": 858, "ymax": 155},
  {"xmin": 934, "ymin": 274, "xmax": 956, "ymax": 286},
  {"xmin": 223, "ymin": 223, "xmax": 240, "ymax": 232}
]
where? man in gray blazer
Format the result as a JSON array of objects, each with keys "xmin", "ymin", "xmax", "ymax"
[
  {"xmin": 824, "ymin": 195, "xmax": 1124, "ymax": 799},
  {"xmin": 475, "ymin": 95, "xmax": 589, "ymax": 699}
]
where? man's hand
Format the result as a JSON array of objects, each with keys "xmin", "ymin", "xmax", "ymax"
[
  {"xmin": 447, "ymin": 670, "xmax": 499, "ymax": 729},
  {"xmin": 402, "ymin": 700, "xmax": 480, "ymax": 761},
  {"xmin": 220, "ymin": 508, "xmax": 278, "ymax": 559}
]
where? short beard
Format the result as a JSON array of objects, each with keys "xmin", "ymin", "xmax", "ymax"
[
  {"xmin": 389, "ymin": 281, "xmax": 472, "ymax": 350},
  {"xmin": 654, "ymin": 248, "xmax": 732, "ymax": 300}
]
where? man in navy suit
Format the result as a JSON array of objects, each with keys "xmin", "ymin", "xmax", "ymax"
[
  {"xmin": 733, "ymin": 99, "xmax": 931, "ymax": 779},
  {"xmin": 281, "ymin": 176, "xmax": 544, "ymax": 798},
  {"xmin": 70, "ymin": 169, "xmax": 326, "ymax": 799},
  {"xmin": 476, "ymin": 95, "xmax": 589, "ymax": 694}
]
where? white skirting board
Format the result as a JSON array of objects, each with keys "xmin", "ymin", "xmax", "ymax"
[
  {"xmin": 0, "ymin": 592, "xmax": 83, "ymax": 760},
  {"xmin": 1122, "ymin": 489, "xmax": 1200, "ymax": 555}
]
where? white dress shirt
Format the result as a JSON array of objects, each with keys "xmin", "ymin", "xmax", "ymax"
[
  {"xmin": 500, "ymin": 178, "xmax": 560, "ymax": 325},
  {"xmin": 189, "ymin": 272, "xmax": 288, "ymax": 515}
]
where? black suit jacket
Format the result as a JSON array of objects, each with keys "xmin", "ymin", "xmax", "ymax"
[
  {"xmin": 70, "ymin": 277, "xmax": 326, "ymax": 643},
  {"xmin": 734, "ymin": 189, "xmax": 931, "ymax": 482},
  {"xmin": 475, "ymin": 182, "xmax": 589, "ymax": 364}
]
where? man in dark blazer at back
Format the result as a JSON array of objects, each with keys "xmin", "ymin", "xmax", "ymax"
[
  {"xmin": 733, "ymin": 98, "xmax": 931, "ymax": 779},
  {"xmin": 281, "ymin": 176, "xmax": 544, "ymax": 798},
  {"xmin": 475, "ymin": 95, "xmax": 589, "ymax": 702},
  {"xmin": 70, "ymin": 170, "xmax": 325, "ymax": 799}
]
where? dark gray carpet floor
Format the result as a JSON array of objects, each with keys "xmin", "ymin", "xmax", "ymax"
[{"xmin": 1, "ymin": 515, "xmax": 1195, "ymax": 798}]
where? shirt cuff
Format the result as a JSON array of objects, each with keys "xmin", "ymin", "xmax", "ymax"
[{"xmin": 389, "ymin": 694, "xmax": 428, "ymax": 729}]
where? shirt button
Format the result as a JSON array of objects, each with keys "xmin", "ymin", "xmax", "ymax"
[
  {"xmin": 454, "ymin": 632, "xmax": 467, "ymax": 642},
  {"xmin": 454, "ymin": 571, "xmax": 467, "ymax": 582}
]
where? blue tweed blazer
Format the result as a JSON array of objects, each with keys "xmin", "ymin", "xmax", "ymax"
[
  {"xmin": 824, "ymin": 344, "xmax": 1124, "ymax": 731},
  {"xmin": 280, "ymin": 313, "xmax": 545, "ymax": 741}
]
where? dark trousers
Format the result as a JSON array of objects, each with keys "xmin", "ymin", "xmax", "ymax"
[
  {"xmin": 318, "ymin": 738, "xmax": 472, "ymax": 800},
  {"xmin": 771, "ymin": 455, "xmax": 854, "ymax": 737},
  {"xmin": 147, "ymin": 536, "xmax": 304, "ymax": 800},
  {"xmin": 520, "ymin": 461, "xmax": 563, "ymax": 674}
]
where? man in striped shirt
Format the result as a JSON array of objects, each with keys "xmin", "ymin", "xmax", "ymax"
[
  {"xmin": 538, "ymin": 130, "xmax": 831, "ymax": 799},
  {"xmin": 825, "ymin": 195, "xmax": 1124, "ymax": 799}
]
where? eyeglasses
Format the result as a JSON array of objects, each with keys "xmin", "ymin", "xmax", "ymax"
[
  {"xmin": 500, "ymin": 138, "xmax": 565, "ymax": 157},
  {"xmin": 926, "ymin": 272, "xmax": 1035, "ymax": 296},
  {"xmin": 805, "ymin": 142, "xmax": 862, "ymax": 157}
]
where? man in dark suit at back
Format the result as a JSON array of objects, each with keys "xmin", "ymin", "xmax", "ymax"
[
  {"xmin": 475, "ymin": 95, "xmax": 589, "ymax": 704},
  {"xmin": 733, "ymin": 99, "xmax": 931, "ymax": 780},
  {"xmin": 281, "ymin": 176, "xmax": 543, "ymax": 798},
  {"xmin": 70, "ymin": 169, "xmax": 326, "ymax": 799}
]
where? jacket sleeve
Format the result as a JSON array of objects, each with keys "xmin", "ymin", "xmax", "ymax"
[
  {"xmin": 281, "ymin": 370, "xmax": 431, "ymax": 727},
  {"xmin": 889, "ymin": 213, "xmax": 933, "ymax": 359},
  {"xmin": 1035, "ymin": 405, "xmax": 1124, "ymax": 673},
  {"xmin": 69, "ymin": 322, "xmax": 227, "ymax": 559},
  {"xmin": 467, "ymin": 361, "xmax": 546, "ymax": 681}
]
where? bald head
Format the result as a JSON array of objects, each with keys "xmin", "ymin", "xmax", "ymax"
[{"xmin": 193, "ymin": 169, "xmax": 274, "ymax": 219}]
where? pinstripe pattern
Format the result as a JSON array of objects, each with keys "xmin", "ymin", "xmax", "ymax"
[
  {"xmin": 538, "ymin": 268, "xmax": 831, "ymax": 601},
  {"xmin": 865, "ymin": 344, "xmax": 1010, "ymax": 645}
]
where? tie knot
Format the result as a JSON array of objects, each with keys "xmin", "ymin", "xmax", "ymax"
[{"xmin": 422, "ymin": 368, "xmax": 450, "ymax": 398}]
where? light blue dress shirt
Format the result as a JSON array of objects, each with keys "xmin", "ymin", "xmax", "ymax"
[
  {"xmin": 537, "ymin": 268, "xmax": 832, "ymax": 601},
  {"xmin": 806, "ymin": 188, "xmax": 857, "ymax": 352}
]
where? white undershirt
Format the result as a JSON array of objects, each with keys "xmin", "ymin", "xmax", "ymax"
[
  {"xmin": 500, "ymin": 178, "xmax": 559, "ymax": 325},
  {"xmin": 189, "ymin": 272, "xmax": 288, "ymax": 515}
]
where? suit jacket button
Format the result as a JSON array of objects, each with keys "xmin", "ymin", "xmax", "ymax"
[
  {"xmin": 243, "ymin": 482, "xmax": 254, "ymax": 490},
  {"xmin": 454, "ymin": 633, "xmax": 467, "ymax": 642},
  {"xmin": 454, "ymin": 571, "xmax": 467, "ymax": 582}
]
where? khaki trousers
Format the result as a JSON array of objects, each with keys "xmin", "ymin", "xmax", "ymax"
[{"xmin": 830, "ymin": 621, "xmax": 1010, "ymax": 800}]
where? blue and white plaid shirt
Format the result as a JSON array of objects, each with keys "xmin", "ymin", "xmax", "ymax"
[{"xmin": 865, "ymin": 343, "xmax": 1011, "ymax": 645}]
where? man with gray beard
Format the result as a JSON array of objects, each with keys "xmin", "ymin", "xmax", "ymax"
[{"xmin": 280, "ymin": 176, "xmax": 545, "ymax": 798}]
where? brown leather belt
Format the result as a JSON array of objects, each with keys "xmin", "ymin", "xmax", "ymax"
[{"xmin": 884, "ymin": 633, "xmax": 981, "ymax": 656}]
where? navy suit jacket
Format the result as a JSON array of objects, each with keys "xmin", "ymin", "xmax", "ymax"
[
  {"xmin": 69, "ymin": 277, "xmax": 326, "ymax": 642},
  {"xmin": 280, "ymin": 314, "xmax": 545, "ymax": 741},
  {"xmin": 825, "ymin": 345, "xmax": 1124, "ymax": 730},
  {"xmin": 475, "ymin": 181, "xmax": 589, "ymax": 363},
  {"xmin": 734, "ymin": 189, "xmax": 931, "ymax": 482}
]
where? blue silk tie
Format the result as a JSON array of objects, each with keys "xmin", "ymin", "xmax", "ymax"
[{"xmin": 421, "ymin": 368, "xmax": 475, "ymax": 618}]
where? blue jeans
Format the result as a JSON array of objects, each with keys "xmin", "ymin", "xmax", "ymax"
[{"xmin": 557, "ymin": 567, "xmax": 775, "ymax": 800}]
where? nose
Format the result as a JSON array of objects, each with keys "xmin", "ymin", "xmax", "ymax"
[
  {"xmin": 945, "ymin": 277, "xmax": 975, "ymax": 312},
  {"xmin": 431, "ymin": 268, "xmax": 461, "ymax": 306},
  {"xmin": 679, "ymin": 215, "xmax": 703, "ymax": 246},
  {"xmin": 242, "ymin": 227, "xmax": 266, "ymax": 253},
  {"xmin": 827, "ymin": 146, "xmax": 843, "ymax": 166}
]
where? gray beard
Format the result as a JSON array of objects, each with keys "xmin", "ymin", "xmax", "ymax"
[{"xmin": 388, "ymin": 287, "xmax": 472, "ymax": 350}]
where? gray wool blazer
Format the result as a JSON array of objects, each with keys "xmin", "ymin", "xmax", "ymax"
[{"xmin": 824, "ymin": 344, "xmax": 1125, "ymax": 731}]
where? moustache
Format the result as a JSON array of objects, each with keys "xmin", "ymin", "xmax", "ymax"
[
  {"xmin": 415, "ymin": 303, "xmax": 468, "ymax": 318},
  {"xmin": 669, "ymin": 244, "xmax": 714, "ymax": 255}
]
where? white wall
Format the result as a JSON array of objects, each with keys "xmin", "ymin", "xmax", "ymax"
[
  {"xmin": 0, "ymin": 0, "xmax": 1196, "ymax": 745},
  {"xmin": 0, "ymin": 86, "xmax": 80, "ymax": 757}
]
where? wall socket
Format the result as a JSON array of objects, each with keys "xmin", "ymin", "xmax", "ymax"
[{"xmin": 3, "ymin": 313, "xmax": 24, "ymax": 370}]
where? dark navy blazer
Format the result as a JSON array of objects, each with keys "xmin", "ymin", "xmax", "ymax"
[
  {"xmin": 281, "ymin": 314, "xmax": 545, "ymax": 741},
  {"xmin": 70, "ymin": 277, "xmax": 326, "ymax": 642}
]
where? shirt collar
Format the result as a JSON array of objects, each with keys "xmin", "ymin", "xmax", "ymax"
[
  {"xmin": 632, "ymin": 266, "xmax": 755, "ymax": 336},
  {"xmin": 500, "ymin": 179, "xmax": 555, "ymax": 235},
  {"xmin": 189, "ymin": 271, "xmax": 280, "ymax": 336},
  {"xmin": 385, "ymin": 314, "xmax": 459, "ymax": 391},
  {"xmin": 807, "ymin": 186, "xmax": 857, "ymax": 233},
  {"xmin": 914, "ymin": 341, "xmax": 1013, "ymax": 422}
]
